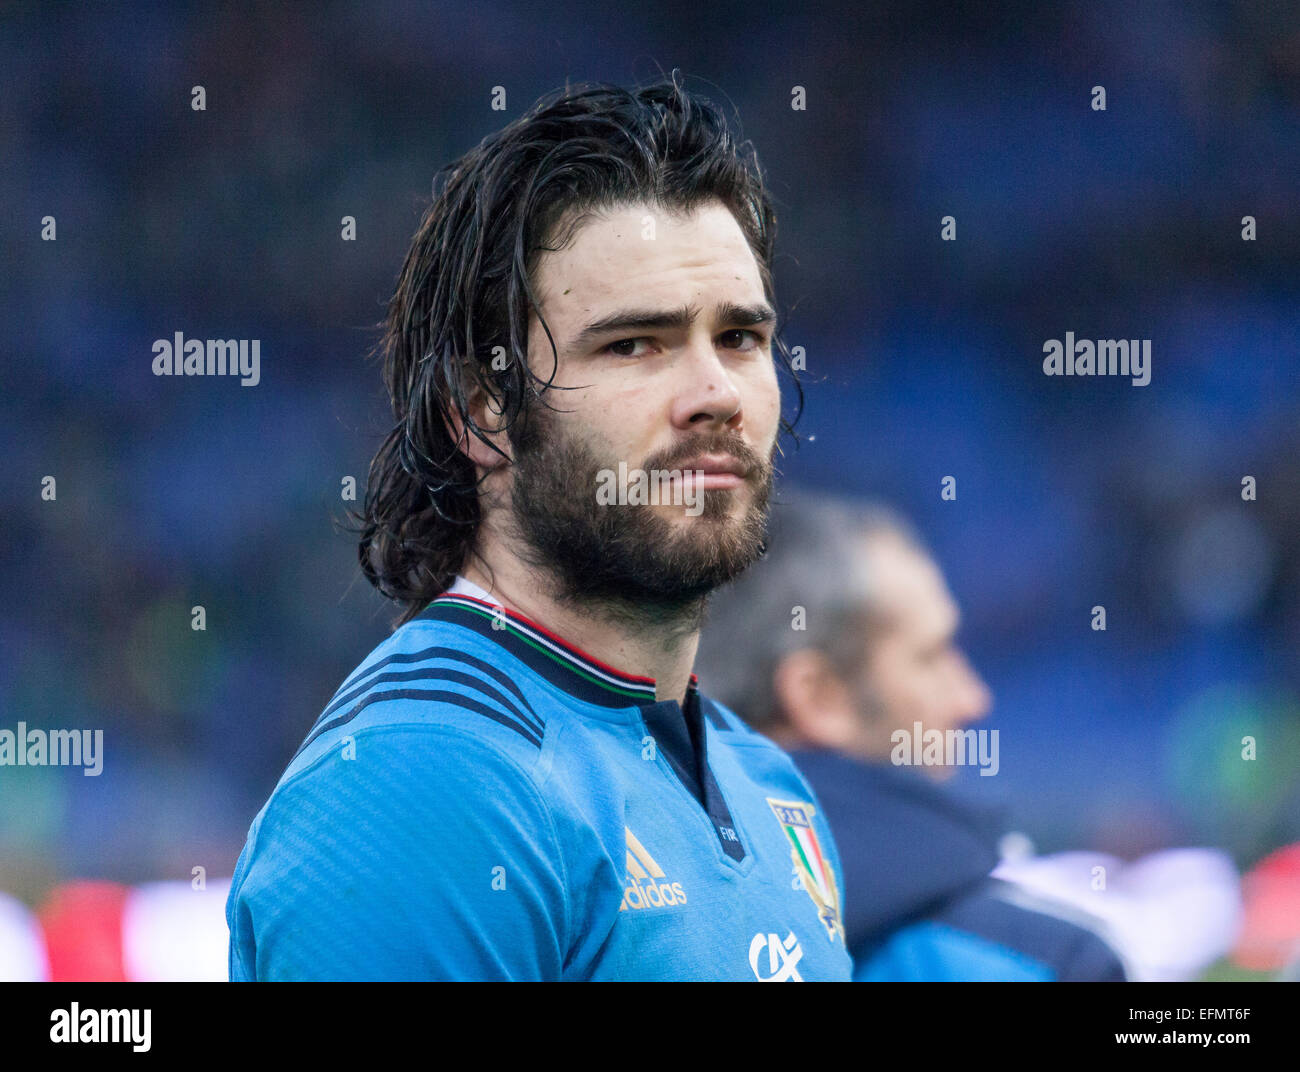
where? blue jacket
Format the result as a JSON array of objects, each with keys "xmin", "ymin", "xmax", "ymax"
[{"xmin": 788, "ymin": 748, "xmax": 1126, "ymax": 981}]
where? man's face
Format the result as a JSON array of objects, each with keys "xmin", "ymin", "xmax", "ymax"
[
  {"xmin": 851, "ymin": 534, "xmax": 992, "ymax": 753},
  {"xmin": 502, "ymin": 199, "xmax": 781, "ymax": 609}
]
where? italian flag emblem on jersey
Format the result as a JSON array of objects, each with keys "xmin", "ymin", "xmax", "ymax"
[{"xmin": 767, "ymin": 798, "xmax": 845, "ymax": 943}]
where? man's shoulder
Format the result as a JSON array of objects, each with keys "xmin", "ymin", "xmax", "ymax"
[
  {"xmin": 698, "ymin": 693, "xmax": 833, "ymax": 796},
  {"xmin": 229, "ymin": 619, "xmax": 568, "ymax": 922},
  {"xmin": 697, "ymin": 694, "xmax": 838, "ymax": 814},
  {"xmin": 954, "ymin": 877, "xmax": 1129, "ymax": 980},
  {"xmin": 697, "ymin": 692, "xmax": 782, "ymax": 747},
  {"xmin": 855, "ymin": 876, "xmax": 1129, "ymax": 982},
  {"xmin": 286, "ymin": 614, "xmax": 557, "ymax": 780},
  {"xmin": 226, "ymin": 671, "xmax": 572, "ymax": 980}
]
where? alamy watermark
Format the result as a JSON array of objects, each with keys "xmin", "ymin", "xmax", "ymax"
[
  {"xmin": 152, "ymin": 332, "xmax": 261, "ymax": 386},
  {"xmin": 0, "ymin": 723, "xmax": 103, "ymax": 776},
  {"xmin": 1043, "ymin": 334, "xmax": 1150, "ymax": 386},
  {"xmin": 50, "ymin": 1004, "xmax": 150, "ymax": 1052},
  {"xmin": 891, "ymin": 722, "xmax": 999, "ymax": 776},
  {"xmin": 596, "ymin": 463, "xmax": 706, "ymax": 516}
]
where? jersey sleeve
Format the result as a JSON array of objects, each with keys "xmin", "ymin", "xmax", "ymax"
[{"xmin": 227, "ymin": 724, "xmax": 570, "ymax": 980}]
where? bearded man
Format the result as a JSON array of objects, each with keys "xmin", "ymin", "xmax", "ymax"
[{"xmin": 226, "ymin": 76, "xmax": 851, "ymax": 982}]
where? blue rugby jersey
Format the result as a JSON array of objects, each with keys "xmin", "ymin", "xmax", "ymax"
[{"xmin": 226, "ymin": 590, "xmax": 852, "ymax": 981}]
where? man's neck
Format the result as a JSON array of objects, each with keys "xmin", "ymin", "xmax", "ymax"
[{"xmin": 460, "ymin": 551, "xmax": 701, "ymax": 707}]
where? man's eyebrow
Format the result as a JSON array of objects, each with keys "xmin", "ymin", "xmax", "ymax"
[{"xmin": 569, "ymin": 301, "xmax": 777, "ymax": 350}]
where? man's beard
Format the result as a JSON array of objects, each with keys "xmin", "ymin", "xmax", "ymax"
[{"xmin": 505, "ymin": 404, "xmax": 774, "ymax": 622}]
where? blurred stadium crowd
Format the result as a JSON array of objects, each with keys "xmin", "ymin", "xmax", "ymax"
[{"xmin": 1, "ymin": 2, "xmax": 1298, "ymax": 978}]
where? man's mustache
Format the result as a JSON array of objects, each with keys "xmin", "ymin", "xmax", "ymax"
[{"xmin": 644, "ymin": 434, "xmax": 770, "ymax": 480}]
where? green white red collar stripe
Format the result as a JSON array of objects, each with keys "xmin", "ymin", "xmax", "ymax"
[{"xmin": 419, "ymin": 592, "xmax": 694, "ymax": 708}]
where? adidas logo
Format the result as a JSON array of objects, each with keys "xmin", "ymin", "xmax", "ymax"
[{"xmin": 619, "ymin": 827, "xmax": 687, "ymax": 911}]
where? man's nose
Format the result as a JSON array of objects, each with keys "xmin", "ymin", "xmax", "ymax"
[
  {"xmin": 669, "ymin": 336, "xmax": 743, "ymax": 430},
  {"xmin": 952, "ymin": 652, "xmax": 992, "ymax": 724}
]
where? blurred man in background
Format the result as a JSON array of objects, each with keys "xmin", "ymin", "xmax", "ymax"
[{"xmin": 696, "ymin": 492, "xmax": 1129, "ymax": 980}]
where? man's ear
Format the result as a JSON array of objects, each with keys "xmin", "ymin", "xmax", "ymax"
[
  {"xmin": 444, "ymin": 374, "xmax": 513, "ymax": 473},
  {"xmin": 771, "ymin": 648, "xmax": 861, "ymax": 751}
]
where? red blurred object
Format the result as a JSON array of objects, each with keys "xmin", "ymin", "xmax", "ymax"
[
  {"xmin": 37, "ymin": 880, "xmax": 129, "ymax": 982},
  {"xmin": 1231, "ymin": 842, "xmax": 1300, "ymax": 972}
]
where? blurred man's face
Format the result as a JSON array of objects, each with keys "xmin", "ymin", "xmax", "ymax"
[
  {"xmin": 503, "ymin": 199, "xmax": 780, "ymax": 609},
  {"xmin": 848, "ymin": 534, "xmax": 992, "ymax": 763}
]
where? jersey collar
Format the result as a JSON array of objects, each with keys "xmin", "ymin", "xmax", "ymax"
[{"xmin": 418, "ymin": 591, "xmax": 699, "ymax": 710}]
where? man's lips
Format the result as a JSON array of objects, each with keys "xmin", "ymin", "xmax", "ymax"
[{"xmin": 668, "ymin": 454, "xmax": 750, "ymax": 490}]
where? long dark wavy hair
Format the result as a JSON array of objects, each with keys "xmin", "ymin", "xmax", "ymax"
[{"xmin": 358, "ymin": 71, "xmax": 803, "ymax": 626}]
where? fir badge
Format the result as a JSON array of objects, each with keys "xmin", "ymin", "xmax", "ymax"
[{"xmin": 767, "ymin": 798, "xmax": 845, "ymax": 942}]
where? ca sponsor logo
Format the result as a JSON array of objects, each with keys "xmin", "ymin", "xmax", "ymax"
[
  {"xmin": 749, "ymin": 931, "xmax": 804, "ymax": 982},
  {"xmin": 619, "ymin": 827, "xmax": 688, "ymax": 911}
]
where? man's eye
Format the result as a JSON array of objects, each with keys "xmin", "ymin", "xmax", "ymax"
[
  {"xmin": 719, "ymin": 329, "xmax": 765, "ymax": 351},
  {"xmin": 604, "ymin": 337, "xmax": 653, "ymax": 357}
]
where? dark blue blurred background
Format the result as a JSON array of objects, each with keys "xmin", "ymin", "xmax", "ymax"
[{"xmin": 2, "ymin": 0, "xmax": 1298, "ymax": 906}]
